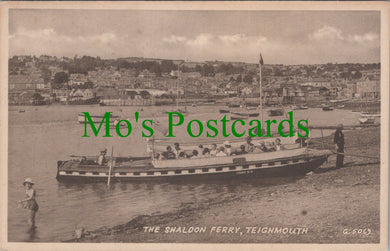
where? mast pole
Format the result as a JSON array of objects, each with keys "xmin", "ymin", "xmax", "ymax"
[
  {"xmin": 107, "ymin": 146, "xmax": 114, "ymax": 188},
  {"xmin": 259, "ymin": 55, "xmax": 263, "ymax": 123},
  {"xmin": 176, "ymin": 64, "xmax": 180, "ymax": 109}
]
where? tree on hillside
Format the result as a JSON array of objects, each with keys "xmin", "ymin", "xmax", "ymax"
[
  {"xmin": 32, "ymin": 92, "xmax": 44, "ymax": 101},
  {"xmin": 352, "ymin": 70, "xmax": 362, "ymax": 79},
  {"xmin": 161, "ymin": 60, "xmax": 176, "ymax": 73},
  {"xmin": 195, "ymin": 65, "xmax": 202, "ymax": 73},
  {"xmin": 52, "ymin": 72, "xmax": 69, "ymax": 89},
  {"xmin": 243, "ymin": 74, "xmax": 253, "ymax": 84}
]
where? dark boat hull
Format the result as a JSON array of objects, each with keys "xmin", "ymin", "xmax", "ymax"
[
  {"xmin": 219, "ymin": 109, "xmax": 230, "ymax": 113},
  {"xmin": 267, "ymin": 110, "xmax": 284, "ymax": 116},
  {"xmin": 56, "ymin": 154, "xmax": 329, "ymax": 182},
  {"xmin": 67, "ymin": 97, "xmax": 100, "ymax": 105}
]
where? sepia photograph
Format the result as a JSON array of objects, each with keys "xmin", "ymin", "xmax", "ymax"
[{"xmin": 0, "ymin": 2, "xmax": 389, "ymax": 251}]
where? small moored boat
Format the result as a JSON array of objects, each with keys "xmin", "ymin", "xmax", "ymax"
[
  {"xmin": 296, "ymin": 105, "xmax": 308, "ymax": 110},
  {"xmin": 230, "ymin": 113, "xmax": 249, "ymax": 120},
  {"xmin": 219, "ymin": 109, "xmax": 230, "ymax": 114},
  {"xmin": 267, "ymin": 109, "xmax": 284, "ymax": 116},
  {"xmin": 359, "ymin": 117, "xmax": 375, "ymax": 124},
  {"xmin": 322, "ymin": 104, "xmax": 334, "ymax": 111},
  {"xmin": 78, "ymin": 114, "xmax": 120, "ymax": 124}
]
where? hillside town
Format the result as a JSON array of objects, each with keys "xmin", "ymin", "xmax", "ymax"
[{"xmin": 8, "ymin": 55, "xmax": 380, "ymax": 106}]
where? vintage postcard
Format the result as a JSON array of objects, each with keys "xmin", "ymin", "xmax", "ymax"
[{"xmin": 0, "ymin": 1, "xmax": 389, "ymax": 251}]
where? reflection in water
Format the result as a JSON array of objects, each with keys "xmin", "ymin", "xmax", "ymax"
[{"xmin": 25, "ymin": 226, "xmax": 39, "ymax": 242}]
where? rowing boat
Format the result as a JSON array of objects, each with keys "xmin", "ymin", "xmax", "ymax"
[{"xmin": 78, "ymin": 113, "xmax": 120, "ymax": 124}]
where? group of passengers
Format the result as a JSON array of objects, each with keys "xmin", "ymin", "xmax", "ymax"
[{"xmin": 155, "ymin": 137, "xmax": 286, "ymax": 160}]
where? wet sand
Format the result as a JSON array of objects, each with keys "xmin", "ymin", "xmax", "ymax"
[{"xmin": 68, "ymin": 127, "xmax": 380, "ymax": 243}]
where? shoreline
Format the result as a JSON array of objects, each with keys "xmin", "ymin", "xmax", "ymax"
[{"xmin": 67, "ymin": 127, "xmax": 380, "ymax": 243}]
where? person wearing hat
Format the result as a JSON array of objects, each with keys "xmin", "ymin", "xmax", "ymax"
[
  {"xmin": 18, "ymin": 178, "xmax": 39, "ymax": 228},
  {"xmin": 334, "ymin": 124, "xmax": 345, "ymax": 168},
  {"xmin": 210, "ymin": 143, "xmax": 218, "ymax": 156},
  {"xmin": 244, "ymin": 136, "xmax": 255, "ymax": 153},
  {"xmin": 162, "ymin": 145, "xmax": 176, "ymax": 160},
  {"xmin": 197, "ymin": 144, "xmax": 204, "ymax": 156},
  {"xmin": 275, "ymin": 138, "xmax": 285, "ymax": 151},
  {"xmin": 223, "ymin": 141, "xmax": 232, "ymax": 156},
  {"xmin": 216, "ymin": 146, "xmax": 227, "ymax": 157},
  {"xmin": 173, "ymin": 142, "xmax": 183, "ymax": 159},
  {"xmin": 97, "ymin": 149, "xmax": 107, "ymax": 165}
]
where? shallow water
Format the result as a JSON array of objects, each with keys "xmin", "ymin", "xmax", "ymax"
[{"xmin": 8, "ymin": 105, "xmax": 365, "ymax": 242}]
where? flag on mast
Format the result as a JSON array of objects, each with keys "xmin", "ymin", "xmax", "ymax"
[{"xmin": 259, "ymin": 53, "xmax": 264, "ymax": 65}]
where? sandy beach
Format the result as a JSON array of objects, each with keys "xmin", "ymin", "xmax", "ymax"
[{"xmin": 69, "ymin": 127, "xmax": 380, "ymax": 243}]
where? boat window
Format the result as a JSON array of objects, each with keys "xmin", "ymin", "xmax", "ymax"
[
  {"xmin": 133, "ymin": 172, "xmax": 140, "ymax": 176},
  {"xmin": 229, "ymin": 166, "xmax": 236, "ymax": 170},
  {"xmin": 255, "ymin": 163, "xmax": 262, "ymax": 167},
  {"xmin": 292, "ymin": 159, "xmax": 299, "ymax": 163},
  {"xmin": 147, "ymin": 171, "xmax": 154, "ymax": 175},
  {"xmin": 119, "ymin": 172, "xmax": 126, "ymax": 175},
  {"xmin": 174, "ymin": 170, "xmax": 181, "ymax": 174},
  {"xmin": 281, "ymin": 160, "xmax": 288, "ymax": 164},
  {"xmin": 65, "ymin": 171, "xmax": 72, "ymax": 174},
  {"xmin": 161, "ymin": 171, "xmax": 168, "ymax": 175},
  {"xmin": 202, "ymin": 168, "xmax": 208, "ymax": 173},
  {"xmin": 92, "ymin": 172, "xmax": 99, "ymax": 175},
  {"xmin": 268, "ymin": 162, "xmax": 275, "ymax": 166},
  {"xmin": 216, "ymin": 167, "xmax": 223, "ymax": 171},
  {"xmin": 189, "ymin": 169, "xmax": 195, "ymax": 174},
  {"xmin": 243, "ymin": 165, "xmax": 250, "ymax": 169},
  {"xmin": 79, "ymin": 171, "xmax": 86, "ymax": 175},
  {"xmin": 233, "ymin": 157, "xmax": 246, "ymax": 164}
]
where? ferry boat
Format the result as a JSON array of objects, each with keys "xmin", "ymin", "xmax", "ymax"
[
  {"xmin": 57, "ymin": 54, "xmax": 331, "ymax": 182},
  {"xmin": 56, "ymin": 147, "xmax": 331, "ymax": 182},
  {"xmin": 267, "ymin": 109, "xmax": 284, "ymax": 116}
]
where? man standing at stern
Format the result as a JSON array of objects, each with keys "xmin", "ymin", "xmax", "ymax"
[{"xmin": 334, "ymin": 124, "xmax": 345, "ymax": 169}]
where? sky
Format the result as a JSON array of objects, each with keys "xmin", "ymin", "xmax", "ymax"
[{"xmin": 9, "ymin": 10, "xmax": 380, "ymax": 64}]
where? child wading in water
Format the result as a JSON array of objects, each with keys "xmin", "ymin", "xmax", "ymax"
[{"xmin": 18, "ymin": 178, "xmax": 39, "ymax": 229}]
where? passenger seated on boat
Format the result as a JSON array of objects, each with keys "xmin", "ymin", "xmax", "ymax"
[
  {"xmin": 202, "ymin": 148, "xmax": 210, "ymax": 157},
  {"xmin": 210, "ymin": 144, "xmax": 218, "ymax": 156},
  {"xmin": 80, "ymin": 156, "xmax": 87, "ymax": 164},
  {"xmin": 197, "ymin": 144, "xmax": 204, "ymax": 155},
  {"xmin": 178, "ymin": 151, "xmax": 188, "ymax": 159},
  {"xmin": 80, "ymin": 156, "xmax": 96, "ymax": 165},
  {"xmin": 275, "ymin": 138, "xmax": 285, "ymax": 151},
  {"xmin": 258, "ymin": 142, "xmax": 271, "ymax": 152},
  {"xmin": 235, "ymin": 145, "xmax": 246, "ymax": 155},
  {"xmin": 268, "ymin": 142, "xmax": 277, "ymax": 152},
  {"xmin": 190, "ymin": 150, "xmax": 201, "ymax": 159},
  {"xmin": 154, "ymin": 153, "xmax": 162, "ymax": 160},
  {"xmin": 162, "ymin": 146, "xmax": 176, "ymax": 160},
  {"xmin": 216, "ymin": 146, "xmax": 227, "ymax": 157},
  {"xmin": 173, "ymin": 143, "xmax": 184, "ymax": 159},
  {"xmin": 224, "ymin": 141, "xmax": 232, "ymax": 156},
  {"xmin": 97, "ymin": 149, "xmax": 107, "ymax": 165},
  {"xmin": 244, "ymin": 136, "xmax": 255, "ymax": 153},
  {"xmin": 295, "ymin": 137, "xmax": 308, "ymax": 147}
]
